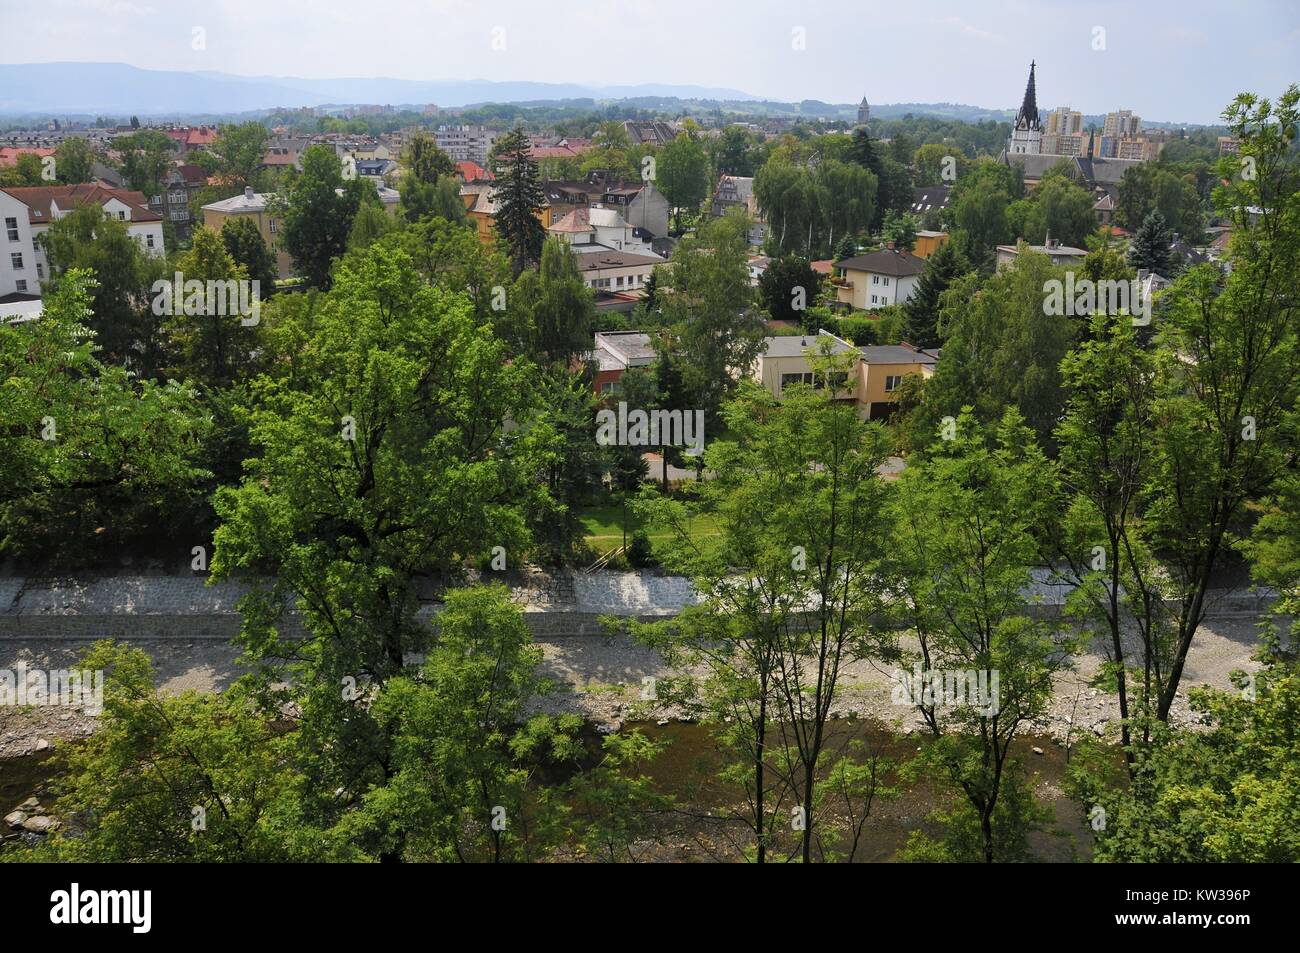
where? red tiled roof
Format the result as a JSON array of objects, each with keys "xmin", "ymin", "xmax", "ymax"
[
  {"xmin": 0, "ymin": 147, "xmax": 56, "ymax": 168},
  {"xmin": 0, "ymin": 183, "xmax": 162, "ymax": 224},
  {"xmin": 455, "ymin": 160, "xmax": 493, "ymax": 182}
]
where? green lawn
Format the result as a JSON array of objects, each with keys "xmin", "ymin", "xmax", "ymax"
[{"xmin": 577, "ymin": 502, "xmax": 720, "ymax": 553}]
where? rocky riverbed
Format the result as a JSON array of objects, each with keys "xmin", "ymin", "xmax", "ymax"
[{"xmin": 0, "ymin": 610, "xmax": 1268, "ymax": 762}]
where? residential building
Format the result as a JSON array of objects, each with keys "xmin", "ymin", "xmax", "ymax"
[
  {"xmin": 541, "ymin": 173, "xmax": 670, "ymax": 238},
  {"xmin": 461, "ymin": 184, "xmax": 552, "ymax": 246},
  {"xmin": 833, "ymin": 247, "xmax": 926, "ymax": 310},
  {"xmin": 752, "ymin": 331, "xmax": 859, "ymax": 402},
  {"xmin": 1041, "ymin": 106, "xmax": 1085, "ymax": 156},
  {"xmin": 454, "ymin": 160, "xmax": 493, "ymax": 183},
  {"xmin": 436, "ymin": 125, "xmax": 497, "ymax": 165},
  {"xmin": 201, "ymin": 186, "xmax": 291, "ymax": 278},
  {"xmin": 574, "ymin": 249, "xmax": 662, "ymax": 294},
  {"xmin": 150, "ymin": 163, "xmax": 207, "ymax": 239},
  {"xmin": 857, "ymin": 344, "xmax": 939, "ymax": 419},
  {"xmin": 623, "ymin": 120, "xmax": 677, "ymax": 147},
  {"xmin": 710, "ymin": 174, "xmax": 767, "ymax": 246},
  {"xmin": 1102, "ymin": 110, "xmax": 1141, "ymax": 140},
  {"xmin": 548, "ymin": 206, "xmax": 654, "ymax": 255},
  {"xmin": 995, "ymin": 237, "xmax": 1088, "ymax": 270},
  {"xmin": 751, "ymin": 332, "xmax": 940, "ymax": 419},
  {"xmin": 911, "ymin": 185, "xmax": 951, "ymax": 216},
  {"xmin": 913, "ymin": 230, "xmax": 949, "ymax": 259},
  {"xmin": 1, "ymin": 184, "xmax": 164, "ymax": 299},
  {"xmin": 588, "ymin": 330, "xmax": 657, "ymax": 394}
]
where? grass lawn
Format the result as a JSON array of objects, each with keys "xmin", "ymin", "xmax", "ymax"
[{"xmin": 577, "ymin": 502, "xmax": 720, "ymax": 554}]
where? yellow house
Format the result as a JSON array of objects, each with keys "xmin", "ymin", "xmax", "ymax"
[
  {"xmin": 752, "ymin": 331, "xmax": 861, "ymax": 403},
  {"xmin": 857, "ymin": 345, "xmax": 938, "ymax": 419},
  {"xmin": 201, "ymin": 186, "xmax": 292, "ymax": 279},
  {"xmin": 913, "ymin": 230, "xmax": 949, "ymax": 259},
  {"xmin": 752, "ymin": 333, "xmax": 940, "ymax": 420},
  {"xmin": 461, "ymin": 184, "xmax": 552, "ymax": 246}
]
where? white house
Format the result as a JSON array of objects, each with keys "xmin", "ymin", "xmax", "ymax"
[
  {"xmin": 548, "ymin": 206, "xmax": 655, "ymax": 255},
  {"xmin": 1, "ymin": 184, "xmax": 164, "ymax": 299},
  {"xmin": 574, "ymin": 249, "xmax": 663, "ymax": 294},
  {"xmin": 833, "ymin": 247, "xmax": 926, "ymax": 311}
]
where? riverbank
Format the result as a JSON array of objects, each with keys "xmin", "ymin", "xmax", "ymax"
[{"xmin": 0, "ymin": 609, "xmax": 1267, "ymax": 760}]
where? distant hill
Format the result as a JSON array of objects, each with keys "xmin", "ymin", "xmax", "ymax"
[{"xmin": 0, "ymin": 62, "xmax": 760, "ymax": 115}]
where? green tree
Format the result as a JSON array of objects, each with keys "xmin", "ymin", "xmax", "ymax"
[
  {"xmin": 881, "ymin": 210, "xmax": 919, "ymax": 251},
  {"xmin": 659, "ymin": 211, "xmax": 764, "ymax": 427},
  {"xmin": 38, "ymin": 202, "xmax": 168, "ymax": 371},
  {"xmin": 341, "ymin": 585, "xmax": 582, "ymax": 862},
  {"xmin": 210, "ymin": 121, "xmax": 270, "ymax": 192},
  {"xmin": 220, "ymin": 215, "xmax": 278, "ymax": 292},
  {"xmin": 114, "ymin": 129, "xmax": 177, "ymax": 197},
  {"xmin": 164, "ymin": 226, "xmax": 263, "ymax": 388},
  {"xmin": 53, "ymin": 137, "xmax": 96, "ymax": 184},
  {"xmin": 0, "ymin": 272, "xmax": 208, "ymax": 563},
  {"xmin": 889, "ymin": 409, "xmax": 1070, "ymax": 862},
  {"xmin": 29, "ymin": 641, "xmax": 330, "ymax": 862},
  {"xmin": 631, "ymin": 363, "xmax": 896, "ymax": 862},
  {"xmin": 918, "ymin": 252, "xmax": 1076, "ymax": 449},
  {"xmin": 491, "ymin": 126, "xmax": 547, "ymax": 274},
  {"xmin": 1128, "ymin": 208, "xmax": 1176, "ymax": 275},
  {"xmin": 901, "ymin": 241, "xmax": 969, "ymax": 348},
  {"xmin": 402, "ymin": 132, "xmax": 455, "ymax": 185},
  {"xmin": 657, "ymin": 133, "xmax": 711, "ymax": 231},
  {"xmin": 757, "ymin": 254, "xmax": 821, "ymax": 325},
  {"xmin": 210, "ymin": 241, "xmax": 559, "ymax": 854},
  {"xmin": 279, "ymin": 145, "xmax": 368, "ymax": 288},
  {"xmin": 518, "ymin": 236, "xmax": 595, "ymax": 367}
]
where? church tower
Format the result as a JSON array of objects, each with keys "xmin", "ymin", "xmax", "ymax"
[
  {"xmin": 1008, "ymin": 61, "xmax": 1042, "ymax": 155},
  {"xmin": 857, "ymin": 96, "xmax": 870, "ymax": 128}
]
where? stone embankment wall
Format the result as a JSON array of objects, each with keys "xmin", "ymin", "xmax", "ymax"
[{"xmin": 0, "ymin": 570, "xmax": 1275, "ymax": 642}]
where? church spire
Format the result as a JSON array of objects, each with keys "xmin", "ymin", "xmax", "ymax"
[{"xmin": 1016, "ymin": 61, "xmax": 1039, "ymax": 130}]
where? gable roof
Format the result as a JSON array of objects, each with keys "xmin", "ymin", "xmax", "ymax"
[
  {"xmin": 1, "ymin": 183, "xmax": 161, "ymax": 224},
  {"xmin": 835, "ymin": 248, "xmax": 926, "ymax": 277}
]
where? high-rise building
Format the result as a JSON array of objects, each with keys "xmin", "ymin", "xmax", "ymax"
[
  {"xmin": 1102, "ymin": 110, "xmax": 1141, "ymax": 139},
  {"xmin": 1041, "ymin": 106, "xmax": 1085, "ymax": 155}
]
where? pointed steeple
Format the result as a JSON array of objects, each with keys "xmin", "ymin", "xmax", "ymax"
[{"xmin": 1015, "ymin": 61, "xmax": 1039, "ymax": 130}]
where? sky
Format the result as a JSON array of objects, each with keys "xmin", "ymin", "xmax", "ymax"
[{"xmin": 2, "ymin": 0, "xmax": 1297, "ymax": 123}]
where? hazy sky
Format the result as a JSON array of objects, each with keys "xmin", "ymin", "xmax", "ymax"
[{"xmin": 3, "ymin": 0, "xmax": 1297, "ymax": 122}]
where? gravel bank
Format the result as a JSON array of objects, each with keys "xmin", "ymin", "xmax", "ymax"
[{"xmin": 1, "ymin": 612, "xmax": 1267, "ymax": 759}]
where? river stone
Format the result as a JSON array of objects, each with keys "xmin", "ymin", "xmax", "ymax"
[
  {"xmin": 21, "ymin": 815, "xmax": 54, "ymax": 833},
  {"xmin": 4, "ymin": 811, "xmax": 26, "ymax": 829},
  {"xmin": 18, "ymin": 797, "xmax": 40, "ymax": 811}
]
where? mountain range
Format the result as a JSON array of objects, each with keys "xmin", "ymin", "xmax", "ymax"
[{"xmin": 0, "ymin": 62, "xmax": 764, "ymax": 116}]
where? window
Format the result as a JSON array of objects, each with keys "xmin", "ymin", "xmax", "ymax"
[
  {"xmin": 36, "ymin": 263, "xmax": 44, "ymax": 279},
  {"xmin": 883, "ymin": 277, "xmax": 890, "ymax": 286},
  {"xmin": 872, "ymin": 275, "xmax": 879, "ymax": 285},
  {"xmin": 884, "ymin": 375, "xmax": 903, "ymax": 392},
  {"xmin": 870, "ymin": 294, "xmax": 877, "ymax": 304},
  {"xmin": 780, "ymin": 372, "xmax": 814, "ymax": 392},
  {"xmin": 269, "ymin": 219, "xmax": 278, "ymax": 233},
  {"xmin": 151, "ymin": 195, "xmax": 162, "ymax": 205},
  {"xmin": 4, "ymin": 216, "xmax": 17, "ymax": 241},
  {"xmin": 600, "ymin": 381, "xmax": 618, "ymax": 395},
  {"xmin": 117, "ymin": 211, "xmax": 125, "ymax": 220},
  {"xmin": 10, "ymin": 252, "xmax": 23, "ymax": 270},
  {"xmin": 15, "ymin": 279, "xmax": 27, "ymax": 292},
  {"xmin": 146, "ymin": 234, "xmax": 155, "ymax": 248}
]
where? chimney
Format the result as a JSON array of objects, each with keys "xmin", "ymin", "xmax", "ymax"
[{"xmin": 244, "ymin": 186, "xmax": 254, "ymax": 200}]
